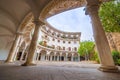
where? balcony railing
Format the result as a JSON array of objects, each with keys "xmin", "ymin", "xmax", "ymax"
[
  {"xmin": 37, "ymin": 45, "xmax": 77, "ymax": 53},
  {"xmin": 41, "ymin": 28, "xmax": 79, "ymax": 41}
]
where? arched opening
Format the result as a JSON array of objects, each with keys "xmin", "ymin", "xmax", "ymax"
[
  {"xmin": 67, "ymin": 53, "xmax": 72, "ymax": 61},
  {"xmin": 49, "ymin": 52, "xmax": 54, "ymax": 61},
  {"xmin": 73, "ymin": 53, "xmax": 79, "ymax": 61},
  {"xmin": 39, "ymin": 50, "xmax": 47, "ymax": 61},
  {"xmin": 61, "ymin": 53, "xmax": 66, "ymax": 61},
  {"xmin": 56, "ymin": 52, "xmax": 60, "ymax": 61},
  {"xmin": 0, "ymin": 0, "xmax": 118, "ymax": 76},
  {"xmin": 16, "ymin": 41, "xmax": 26, "ymax": 61}
]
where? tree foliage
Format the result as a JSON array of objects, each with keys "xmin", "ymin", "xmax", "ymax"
[
  {"xmin": 78, "ymin": 41, "xmax": 95, "ymax": 60},
  {"xmin": 99, "ymin": 0, "xmax": 120, "ymax": 32},
  {"xmin": 90, "ymin": 51, "xmax": 100, "ymax": 63},
  {"xmin": 112, "ymin": 50, "xmax": 120, "ymax": 65},
  {"xmin": 39, "ymin": 41, "xmax": 43, "ymax": 45}
]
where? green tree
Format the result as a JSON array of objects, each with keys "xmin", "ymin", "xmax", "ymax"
[
  {"xmin": 78, "ymin": 41, "xmax": 95, "ymax": 61},
  {"xmin": 91, "ymin": 51, "xmax": 100, "ymax": 63},
  {"xmin": 99, "ymin": 0, "xmax": 120, "ymax": 32},
  {"xmin": 39, "ymin": 41, "xmax": 43, "ymax": 45},
  {"xmin": 112, "ymin": 50, "xmax": 120, "ymax": 65}
]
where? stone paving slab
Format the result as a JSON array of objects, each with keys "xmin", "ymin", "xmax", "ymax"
[{"xmin": 0, "ymin": 61, "xmax": 120, "ymax": 80}]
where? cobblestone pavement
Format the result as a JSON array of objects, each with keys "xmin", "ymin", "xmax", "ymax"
[{"xmin": 0, "ymin": 61, "xmax": 120, "ymax": 80}]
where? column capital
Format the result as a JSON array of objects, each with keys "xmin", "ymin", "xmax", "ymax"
[
  {"xmin": 85, "ymin": 0, "xmax": 101, "ymax": 15},
  {"xmin": 33, "ymin": 19, "xmax": 45, "ymax": 26}
]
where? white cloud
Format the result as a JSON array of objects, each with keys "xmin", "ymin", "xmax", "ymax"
[{"xmin": 47, "ymin": 7, "xmax": 93, "ymax": 41}]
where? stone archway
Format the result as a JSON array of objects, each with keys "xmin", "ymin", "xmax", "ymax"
[
  {"xmin": 3, "ymin": 0, "xmax": 117, "ymax": 72},
  {"xmin": 68, "ymin": 53, "xmax": 72, "ymax": 61},
  {"xmin": 56, "ymin": 52, "xmax": 60, "ymax": 61},
  {"xmin": 49, "ymin": 52, "xmax": 54, "ymax": 61},
  {"xmin": 39, "ymin": 50, "xmax": 47, "ymax": 61},
  {"xmin": 73, "ymin": 53, "xmax": 79, "ymax": 61},
  {"xmin": 61, "ymin": 53, "xmax": 66, "ymax": 61},
  {"xmin": 21, "ymin": 45, "xmax": 29, "ymax": 61},
  {"xmin": 40, "ymin": 0, "xmax": 118, "ymax": 72},
  {"xmin": 16, "ymin": 41, "xmax": 25, "ymax": 61}
]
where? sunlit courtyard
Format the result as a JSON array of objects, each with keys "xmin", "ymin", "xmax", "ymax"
[
  {"xmin": 0, "ymin": 0, "xmax": 120, "ymax": 80},
  {"xmin": 0, "ymin": 61, "xmax": 120, "ymax": 80}
]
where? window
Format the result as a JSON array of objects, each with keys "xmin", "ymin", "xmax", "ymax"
[
  {"xmin": 74, "ymin": 41, "xmax": 76, "ymax": 44},
  {"xmin": 45, "ymin": 35, "xmax": 47, "ymax": 38},
  {"xmin": 52, "ymin": 33, "xmax": 54, "ymax": 35},
  {"xmin": 52, "ymin": 38, "xmax": 55, "ymax": 41},
  {"xmin": 74, "ymin": 47, "xmax": 77, "ymax": 51},
  {"xmin": 68, "ymin": 41, "xmax": 71, "ymax": 44},
  {"xmin": 68, "ymin": 47, "xmax": 71, "ymax": 51},
  {"xmin": 58, "ymin": 40, "xmax": 60, "ymax": 42},
  {"xmin": 63, "ymin": 47, "xmax": 65, "ymax": 50},
  {"xmin": 57, "ymin": 35, "xmax": 60, "ymax": 37}
]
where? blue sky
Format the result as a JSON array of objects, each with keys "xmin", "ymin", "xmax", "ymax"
[{"xmin": 47, "ymin": 7, "xmax": 93, "ymax": 41}]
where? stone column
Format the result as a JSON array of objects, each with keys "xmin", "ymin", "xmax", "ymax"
[
  {"xmin": 5, "ymin": 32, "xmax": 23, "ymax": 63},
  {"xmin": 54, "ymin": 52, "xmax": 56, "ymax": 61},
  {"xmin": 65, "ymin": 53, "xmax": 68, "ymax": 61},
  {"xmin": 25, "ymin": 52, "xmax": 28, "ymax": 61},
  {"xmin": 45, "ymin": 55, "xmax": 47, "ymax": 61},
  {"xmin": 85, "ymin": 0, "xmax": 118, "ymax": 72},
  {"xmin": 50, "ymin": 55, "xmax": 52, "ymax": 61},
  {"xmin": 14, "ymin": 45, "xmax": 21, "ymax": 61},
  {"xmin": 36, "ymin": 53, "xmax": 40, "ymax": 61},
  {"xmin": 57, "ymin": 55, "xmax": 59, "ymax": 61},
  {"xmin": 71, "ymin": 53, "xmax": 74, "ymax": 61},
  {"xmin": 60, "ymin": 53, "xmax": 62, "ymax": 61},
  {"xmin": 78, "ymin": 55, "xmax": 80, "ymax": 62},
  {"xmin": 48, "ymin": 55, "xmax": 50, "ymax": 61},
  {"xmin": 14, "ymin": 37, "xmax": 24, "ymax": 61},
  {"xmin": 22, "ymin": 19, "xmax": 45, "ymax": 66},
  {"xmin": 35, "ymin": 49, "xmax": 40, "ymax": 61},
  {"xmin": 47, "ymin": 51, "xmax": 50, "ymax": 61},
  {"xmin": 20, "ymin": 45, "xmax": 27, "ymax": 61},
  {"xmin": 46, "ymin": 55, "xmax": 48, "ymax": 61}
]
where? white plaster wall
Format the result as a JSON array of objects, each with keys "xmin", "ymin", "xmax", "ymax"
[{"xmin": 39, "ymin": 28, "xmax": 80, "ymax": 51}]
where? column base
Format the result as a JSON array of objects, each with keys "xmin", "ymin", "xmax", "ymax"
[
  {"xmin": 98, "ymin": 66, "xmax": 119, "ymax": 73},
  {"xmin": 5, "ymin": 59, "xmax": 14, "ymax": 63},
  {"xmin": 21, "ymin": 62, "xmax": 36, "ymax": 66}
]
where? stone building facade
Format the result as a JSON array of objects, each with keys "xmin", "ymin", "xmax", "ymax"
[
  {"xmin": 106, "ymin": 32, "xmax": 120, "ymax": 52},
  {"xmin": 16, "ymin": 23, "xmax": 81, "ymax": 62},
  {"xmin": 37, "ymin": 23, "xmax": 81, "ymax": 61},
  {"xmin": 1, "ymin": 0, "xmax": 118, "ymax": 72}
]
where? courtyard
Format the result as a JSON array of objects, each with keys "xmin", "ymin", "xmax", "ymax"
[
  {"xmin": 0, "ymin": 61, "xmax": 120, "ymax": 80},
  {"xmin": 0, "ymin": 0, "xmax": 120, "ymax": 80}
]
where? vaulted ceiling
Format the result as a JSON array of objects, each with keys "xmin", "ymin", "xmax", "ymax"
[{"xmin": 0, "ymin": 0, "xmax": 110, "ymax": 49}]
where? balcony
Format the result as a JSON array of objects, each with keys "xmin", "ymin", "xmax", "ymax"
[{"xmin": 37, "ymin": 45, "xmax": 77, "ymax": 53}]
